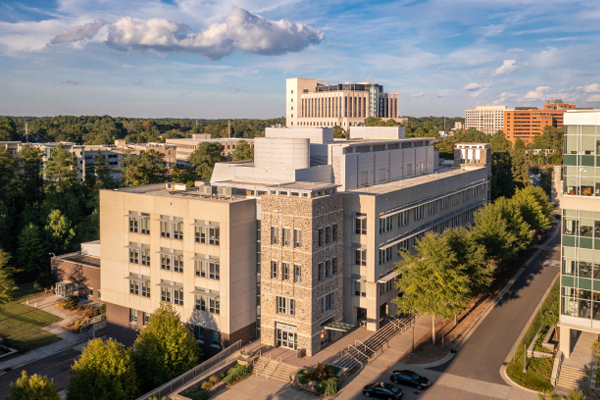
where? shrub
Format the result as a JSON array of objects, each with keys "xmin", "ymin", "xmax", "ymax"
[
  {"xmin": 63, "ymin": 296, "xmax": 79, "ymax": 310},
  {"xmin": 200, "ymin": 381, "xmax": 212, "ymax": 390},
  {"xmin": 221, "ymin": 364, "xmax": 251, "ymax": 386},
  {"xmin": 314, "ymin": 377, "xmax": 340, "ymax": 396},
  {"xmin": 183, "ymin": 390, "xmax": 209, "ymax": 400},
  {"xmin": 7, "ymin": 371, "xmax": 60, "ymax": 400},
  {"xmin": 305, "ymin": 363, "xmax": 336, "ymax": 381},
  {"xmin": 208, "ymin": 375, "xmax": 220, "ymax": 385},
  {"xmin": 296, "ymin": 369, "xmax": 309, "ymax": 384},
  {"xmin": 99, "ymin": 304, "xmax": 106, "ymax": 314}
]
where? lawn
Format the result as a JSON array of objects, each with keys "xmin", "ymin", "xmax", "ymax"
[{"xmin": 0, "ymin": 284, "xmax": 62, "ymax": 353}]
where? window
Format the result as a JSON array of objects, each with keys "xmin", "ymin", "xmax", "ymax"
[
  {"xmin": 354, "ymin": 279, "xmax": 366, "ymax": 297},
  {"xmin": 130, "ymin": 247, "xmax": 139, "ymax": 264},
  {"xmin": 212, "ymin": 331, "xmax": 220, "ymax": 346},
  {"xmin": 282, "ymin": 263, "xmax": 290, "ymax": 280},
  {"xmin": 194, "ymin": 326, "xmax": 205, "ymax": 342},
  {"xmin": 209, "ymin": 261, "xmax": 220, "ymax": 280},
  {"xmin": 276, "ymin": 297, "xmax": 295, "ymax": 316},
  {"xmin": 397, "ymin": 239, "xmax": 409, "ymax": 252},
  {"xmin": 129, "ymin": 212, "xmax": 150, "ymax": 234},
  {"xmin": 195, "ymin": 225, "xmax": 206, "ymax": 243},
  {"xmin": 413, "ymin": 205, "xmax": 424, "ymax": 221},
  {"xmin": 332, "ymin": 258, "xmax": 338, "ymax": 275},
  {"xmin": 294, "ymin": 264, "xmax": 301, "ymax": 282},
  {"xmin": 89, "ymin": 287, "xmax": 94, "ymax": 297},
  {"xmin": 322, "ymin": 293, "xmax": 333, "ymax": 312},
  {"xmin": 174, "ymin": 254, "xmax": 183, "ymax": 273},
  {"xmin": 355, "ymin": 214, "xmax": 367, "ymax": 234},
  {"xmin": 210, "ymin": 293, "xmax": 220, "ymax": 314},
  {"xmin": 174, "ymin": 288, "xmax": 184, "ymax": 306},
  {"xmin": 332, "ymin": 224, "xmax": 338, "ymax": 242},
  {"xmin": 129, "ymin": 308, "xmax": 137, "ymax": 323},
  {"xmin": 271, "ymin": 227, "xmax": 279, "ymax": 244},
  {"xmin": 271, "ymin": 261, "xmax": 278, "ymax": 279},
  {"xmin": 195, "ymin": 294, "xmax": 206, "ymax": 311},
  {"xmin": 160, "ymin": 215, "xmax": 183, "ymax": 239},
  {"xmin": 141, "ymin": 249, "xmax": 150, "ymax": 266},
  {"xmin": 452, "ymin": 193, "xmax": 460, "ymax": 205},
  {"xmin": 379, "ymin": 216, "xmax": 393, "ymax": 233},
  {"xmin": 141, "ymin": 281, "xmax": 150, "ymax": 298},
  {"xmin": 173, "ymin": 218, "xmax": 183, "ymax": 240},
  {"xmin": 355, "ymin": 249, "xmax": 367, "ymax": 266},
  {"xmin": 161, "ymin": 250, "xmax": 171, "ymax": 271},
  {"xmin": 325, "ymin": 260, "xmax": 331, "ymax": 277},
  {"xmin": 129, "ymin": 279, "xmax": 139, "ymax": 295},
  {"xmin": 441, "ymin": 196, "xmax": 449, "ymax": 210},
  {"xmin": 282, "ymin": 228, "xmax": 291, "ymax": 246},
  {"xmin": 318, "ymin": 228, "xmax": 324, "ymax": 246},
  {"xmin": 318, "ymin": 263, "xmax": 323, "ymax": 281},
  {"xmin": 209, "ymin": 224, "xmax": 220, "ymax": 245},
  {"xmin": 129, "ymin": 242, "xmax": 149, "ymax": 266},
  {"xmin": 195, "ymin": 259, "xmax": 206, "ymax": 277},
  {"xmin": 293, "ymin": 229, "xmax": 302, "ymax": 247},
  {"xmin": 129, "ymin": 217, "xmax": 138, "ymax": 233},
  {"xmin": 398, "ymin": 211, "xmax": 409, "ymax": 226},
  {"xmin": 325, "ymin": 226, "xmax": 331, "ymax": 244},
  {"xmin": 463, "ymin": 190, "xmax": 470, "ymax": 201},
  {"xmin": 143, "ymin": 312, "xmax": 150, "ymax": 326},
  {"xmin": 161, "ymin": 287, "xmax": 171, "ymax": 303},
  {"xmin": 379, "ymin": 248, "xmax": 393, "ymax": 265},
  {"xmin": 428, "ymin": 201, "xmax": 437, "ymax": 215}
]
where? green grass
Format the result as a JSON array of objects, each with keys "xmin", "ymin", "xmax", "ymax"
[{"xmin": 0, "ymin": 285, "xmax": 62, "ymax": 353}]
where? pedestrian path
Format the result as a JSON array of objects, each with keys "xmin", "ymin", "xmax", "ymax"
[{"xmin": 0, "ymin": 294, "xmax": 91, "ymax": 371}]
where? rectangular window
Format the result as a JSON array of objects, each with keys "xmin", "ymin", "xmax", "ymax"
[
  {"xmin": 318, "ymin": 228, "xmax": 324, "ymax": 246},
  {"xmin": 141, "ymin": 281, "xmax": 150, "ymax": 298},
  {"xmin": 380, "ymin": 216, "xmax": 393, "ymax": 233},
  {"xmin": 195, "ymin": 226, "xmax": 206, "ymax": 243},
  {"xmin": 174, "ymin": 288, "xmax": 183, "ymax": 306},
  {"xmin": 332, "ymin": 224, "xmax": 338, "ymax": 242},
  {"xmin": 282, "ymin": 228, "xmax": 291, "ymax": 246},
  {"xmin": 209, "ymin": 225, "xmax": 220, "ymax": 246},
  {"xmin": 355, "ymin": 214, "xmax": 367, "ymax": 234},
  {"xmin": 414, "ymin": 205, "xmax": 425, "ymax": 221},
  {"xmin": 143, "ymin": 312, "xmax": 150, "ymax": 326},
  {"xmin": 452, "ymin": 193, "xmax": 460, "ymax": 205},
  {"xmin": 271, "ymin": 261, "xmax": 278, "ymax": 279},
  {"xmin": 318, "ymin": 263, "xmax": 323, "ymax": 281},
  {"xmin": 129, "ymin": 217, "xmax": 138, "ymax": 233},
  {"xmin": 174, "ymin": 255, "xmax": 183, "ymax": 273},
  {"xmin": 282, "ymin": 262, "xmax": 289, "ymax": 280},
  {"xmin": 161, "ymin": 287, "xmax": 171, "ymax": 303},
  {"xmin": 294, "ymin": 264, "xmax": 301, "ymax": 283},
  {"xmin": 209, "ymin": 261, "xmax": 220, "ymax": 280},
  {"xmin": 141, "ymin": 249, "xmax": 150, "ymax": 266},
  {"xmin": 194, "ymin": 326, "xmax": 205, "ymax": 342},
  {"xmin": 173, "ymin": 218, "xmax": 183, "ymax": 240},
  {"xmin": 325, "ymin": 260, "xmax": 331, "ymax": 277},
  {"xmin": 129, "ymin": 308, "xmax": 137, "ymax": 323},
  {"xmin": 355, "ymin": 249, "xmax": 367, "ymax": 266},
  {"xmin": 441, "ymin": 196, "xmax": 449, "ymax": 210},
  {"xmin": 161, "ymin": 253, "xmax": 171, "ymax": 271},
  {"xmin": 398, "ymin": 211, "xmax": 409, "ymax": 226},
  {"xmin": 129, "ymin": 248, "xmax": 139, "ymax": 264},
  {"xmin": 195, "ymin": 260, "xmax": 206, "ymax": 277},
  {"xmin": 332, "ymin": 258, "xmax": 338, "ymax": 275},
  {"xmin": 428, "ymin": 201, "xmax": 437, "ymax": 215},
  {"xmin": 293, "ymin": 229, "xmax": 302, "ymax": 247},
  {"xmin": 322, "ymin": 293, "xmax": 333, "ymax": 312},
  {"xmin": 212, "ymin": 331, "xmax": 220, "ymax": 346},
  {"xmin": 397, "ymin": 239, "xmax": 409, "ymax": 252},
  {"xmin": 195, "ymin": 294, "xmax": 206, "ymax": 311},
  {"xmin": 276, "ymin": 296, "xmax": 295, "ymax": 316},
  {"xmin": 160, "ymin": 216, "xmax": 171, "ymax": 238},
  {"xmin": 129, "ymin": 279, "xmax": 139, "ymax": 295},
  {"xmin": 325, "ymin": 227, "xmax": 331, "ymax": 244},
  {"xmin": 140, "ymin": 216, "xmax": 150, "ymax": 235},
  {"xmin": 271, "ymin": 227, "xmax": 279, "ymax": 244}
]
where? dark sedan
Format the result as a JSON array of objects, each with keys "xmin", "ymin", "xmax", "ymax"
[
  {"xmin": 363, "ymin": 382, "xmax": 403, "ymax": 399},
  {"xmin": 389, "ymin": 370, "xmax": 431, "ymax": 390}
]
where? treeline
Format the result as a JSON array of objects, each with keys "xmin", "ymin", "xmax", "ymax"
[
  {"xmin": 362, "ymin": 116, "xmax": 464, "ymax": 139},
  {"xmin": 0, "ymin": 116, "xmax": 286, "ymax": 145}
]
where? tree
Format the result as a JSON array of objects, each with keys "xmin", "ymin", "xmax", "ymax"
[
  {"xmin": 68, "ymin": 338, "xmax": 139, "ymax": 400},
  {"xmin": 333, "ymin": 125, "xmax": 347, "ymax": 138},
  {"xmin": 511, "ymin": 185, "xmax": 553, "ymax": 232},
  {"xmin": 17, "ymin": 223, "xmax": 48, "ymax": 275},
  {"xmin": 6, "ymin": 371, "xmax": 60, "ymax": 400},
  {"xmin": 139, "ymin": 150, "xmax": 168, "ymax": 184},
  {"xmin": 512, "ymin": 139, "xmax": 529, "ymax": 188},
  {"xmin": 394, "ymin": 232, "xmax": 471, "ymax": 345},
  {"xmin": 45, "ymin": 209, "xmax": 76, "ymax": 254},
  {"xmin": 231, "ymin": 140, "xmax": 254, "ymax": 161},
  {"xmin": 90, "ymin": 151, "xmax": 115, "ymax": 189},
  {"xmin": 118, "ymin": 150, "xmax": 143, "ymax": 187},
  {"xmin": 489, "ymin": 131, "xmax": 515, "ymax": 199},
  {"xmin": 0, "ymin": 249, "xmax": 16, "ymax": 306},
  {"xmin": 132, "ymin": 302, "xmax": 200, "ymax": 392},
  {"xmin": 18, "ymin": 145, "xmax": 44, "ymax": 202},
  {"xmin": 0, "ymin": 117, "xmax": 17, "ymax": 141},
  {"xmin": 470, "ymin": 198, "xmax": 533, "ymax": 264},
  {"xmin": 363, "ymin": 117, "xmax": 400, "ymax": 127},
  {"xmin": 44, "ymin": 144, "xmax": 78, "ymax": 194},
  {"xmin": 188, "ymin": 142, "xmax": 225, "ymax": 180}
]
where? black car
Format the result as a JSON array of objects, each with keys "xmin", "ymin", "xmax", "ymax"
[
  {"xmin": 362, "ymin": 382, "xmax": 403, "ymax": 399},
  {"xmin": 389, "ymin": 370, "xmax": 431, "ymax": 390}
]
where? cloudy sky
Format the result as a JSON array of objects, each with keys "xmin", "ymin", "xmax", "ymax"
[{"xmin": 1, "ymin": 0, "xmax": 599, "ymax": 118}]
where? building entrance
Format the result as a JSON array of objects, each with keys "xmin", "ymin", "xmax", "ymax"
[
  {"xmin": 56, "ymin": 281, "xmax": 73, "ymax": 297},
  {"xmin": 275, "ymin": 322, "xmax": 297, "ymax": 350}
]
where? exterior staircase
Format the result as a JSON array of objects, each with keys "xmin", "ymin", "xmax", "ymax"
[
  {"xmin": 557, "ymin": 365, "xmax": 587, "ymax": 390},
  {"xmin": 253, "ymin": 356, "xmax": 299, "ymax": 383},
  {"xmin": 334, "ymin": 314, "xmax": 413, "ymax": 371}
]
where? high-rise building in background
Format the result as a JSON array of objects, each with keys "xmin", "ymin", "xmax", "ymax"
[
  {"xmin": 464, "ymin": 105, "xmax": 507, "ymax": 135},
  {"xmin": 504, "ymin": 100, "xmax": 576, "ymax": 146},
  {"xmin": 285, "ymin": 78, "xmax": 405, "ymax": 129}
]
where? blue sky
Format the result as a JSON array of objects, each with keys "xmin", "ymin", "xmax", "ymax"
[{"xmin": 1, "ymin": 0, "xmax": 599, "ymax": 118}]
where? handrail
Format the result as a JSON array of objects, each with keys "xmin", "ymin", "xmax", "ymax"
[
  {"xmin": 341, "ymin": 349, "xmax": 363, "ymax": 369},
  {"xmin": 355, "ymin": 339, "xmax": 375, "ymax": 356},
  {"xmin": 551, "ymin": 350, "xmax": 565, "ymax": 387},
  {"xmin": 347, "ymin": 344, "xmax": 369, "ymax": 362}
]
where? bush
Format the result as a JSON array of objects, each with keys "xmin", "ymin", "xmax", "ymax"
[
  {"xmin": 99, "ymin": 304, "xmax": 106, "ymax": 314},
  {"xmin": 183, "ymin": 390, "xmax": 209, "ymax": 400},
  {"xmin": 33, "ymin": 274, "xmax": 54, "ymax": 291},
  {"xmin": 296, "ymin": 369, "xmax": 309, "ymax": 384},
  {"xmin": 314, "ymin": 377, "xmax": 340, "ymax": 396},
  {"xmin": 305, "ymin": 363, "xmax": 336, "ymax": 381},
  {"xmin": 63, "ymin": 296, "xmax": 79, "ymax": 310},
  {"xmin": 221, "ymin": 364, "xmax": 251, "ymax": 386}
]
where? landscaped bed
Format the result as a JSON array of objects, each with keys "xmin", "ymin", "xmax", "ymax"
[
  {"xmin": 55, "ymin": 295, "xmax": 101, "ymax": 332},
  {"xmin": 296, "ymin": 363, "xmax": 341, "ymax": 396},
  {"xmin": 0, "ymin": 284, "xmax": 62, "ymax": 354}
]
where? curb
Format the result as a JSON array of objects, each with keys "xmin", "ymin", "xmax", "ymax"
[
  {"xmin": 410, "ymin": 351, "xmax": 455, "ymax": 368},
  {"xmin": 451, "ymin": 226, "xmax": 560, "ymax": 353},
  {"xmin": 500, "ymin": 364, "xmax": 541, "ymax": 395}
]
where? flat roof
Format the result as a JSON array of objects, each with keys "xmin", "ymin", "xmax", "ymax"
[
  {"xmin": 112, "ymin": 184, "xmax": 250, "ymax": 202},
  {"xmin": 346, "ymin": 165, "xmax": 487, "ymax": 195},
  {"xmin": 216, "ymin": 180, "xmax": 338, "ymax": 191}
]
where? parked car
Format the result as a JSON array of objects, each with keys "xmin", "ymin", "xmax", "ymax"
[
  {"xmin": 389, "ymin": 370, "xmax": 431, "ymax": 390},
  {"xmin": 362, "ymin": 382, "xmax": 403, "ymax": 399}
]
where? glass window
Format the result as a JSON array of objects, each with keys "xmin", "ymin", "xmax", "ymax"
[
  {"xmin": 174, "ymin": 288, "xmax": 183, "ymax": 306},
  {"xmin": 564, "ymin": 218, "xmax": 578, "ymax": 235},
  {"xmin": 332, "ymin": 258, "xmax": 338, "ymax": 275},
  {"xmin": 563, "ymin": 259, "xmax": 577, "ymax": 276},
  {"xmin": 355, "ymin": 214, "xmax": 367, "ymax": 234},
  {"xmin": 174, "ymin": 255, "xmax": 183, "ymax": 273},
  {"xmin": 209, "ymin": 225, "xmax": 220, "ymax": 245},
  {"xmin": 212, "ymin": 330, "xmax": 220, "ymax": 346},
  {"xmin": 282, "ymin": 263, "xmax": 289, "ymax": 280},
  {"xmin": 129, "ymin": 308, "xmax": 137, "ymax": 323},
  {"xmin": 195, "ymin": 260, "xmax": 206, "ymax": 277},
  {"xmin": 209, "ymin": 295, "xmax": 220, "ymax": 314},
  {"xmin": 271, "ymin": 227, "xmax": 279, "ymax": 244},
  {"xmin": 195, "ymin": 226, "xmax": 206, "ymax": 243},
  {"xmin": 282, "ymin": 228, "xmax": 290, "ymax": 246},
  {"xmin": 293, "ymin": 229, "xmax": 302, "ymax": 247},
  {"xmin": 294, "ymin": 264, "xmax": 301, "ymax": 283},
  {"xmin": 581, "ymin": 220, "xmax": 594, "ymax": 237},
  {"xmin": 271, "ymin": 261, "xmax": 278, "ymax": 278},
  {"xmin": 209, "ymin": 262, "xmax": 220, "ymax": 280},
  {"xmin": 580, "ymin": 262, "xmax": 593, "ymax": 278},
  {"xmin": 195, "ymin": 294, "xmax": 206, "ymax": 311},
  {"xmin": 161, "ymin": 287, "xmax": 171, "ymax": 303},
  {"xmin": 129, "ymin": 279, "xmax": 139, "ymax": 295},
  {"xmin": 332, "ymin": 224, "xmax": 338, "ymax": 242},
  {"xmin": 318, "ymin": 263, "xmax": 323, "ymax": 281},
  {"xmin": 141, "ymin": 281, "xmax": 150, "ymax": 298},
  {"xmin": 355, "ymin": 249, "xmax": 367, "ymax": 266}
]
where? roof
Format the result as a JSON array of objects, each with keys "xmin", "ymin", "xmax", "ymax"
[
  {"xmin": 112, "ymin": 184, "xmax": 250, "ymax": 203},
  {"xmin": 57, "ymin": 253, "xmax": 100, "ymax": 268},
  {"xmin": 216, "ymin": 180, "xmax": 338, "ymax": 191}
]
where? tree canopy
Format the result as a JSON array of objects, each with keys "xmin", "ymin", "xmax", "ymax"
[
  {"xmin": 7, "ymin": 371, "xmax": 60, "ymax": 400},
  {"xmin": 188, "ymin": 142, "xmax": 226, "ymax": 180},
  {"xmin": 231, "ymin": 140, "xmax": 254, "ymax": 161}
]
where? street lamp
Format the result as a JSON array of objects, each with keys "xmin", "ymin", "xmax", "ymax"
[
  {"xmin": 412, "ymin": 320, "xmax": 415, "ymax": 353},
  {"xmin": 49, "ymin": 253, "xmax": 56, "ymax": 258}
]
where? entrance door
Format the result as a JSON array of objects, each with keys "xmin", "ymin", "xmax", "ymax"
[
  {"xmin": 356, "ymin": 307, "xmax": 367, "ymax": 326},
  {"xmin": 276, "ymin": 326, "xmax": 297, "ymax": 350}
]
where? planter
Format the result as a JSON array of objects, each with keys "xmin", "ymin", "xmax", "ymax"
[
  {"xmin": 542, "ymin": 326, "xmax": 558, "ymax": 351},
  {"xmin": 240, "ymin": 350, "xmax": 253, "ymax": 359}
]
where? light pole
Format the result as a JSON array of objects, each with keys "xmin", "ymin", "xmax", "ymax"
[
  {"xmin": 49, "ymin": 252, "xmax": 56, "ymax": 258},
  {"xmin": 412, "ymin": 320, "xmax": 415, "ymax": 353}
]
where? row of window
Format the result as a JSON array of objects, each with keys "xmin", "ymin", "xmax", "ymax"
[
  {"xmin": 193, "ymin": 326, "xmax": 221, "ymax": 346},
  {"xmin": 276, "ymin": 296, "xmax": 295, "ymax": 315},
  {"xmin": 271, "ymin": 227, "xmax": 301, "ymax": 247},
  {"xmin": 128, "ymin": 212, "xmax": 220, "ymax": 246},
  {"xmin": 195, "ymin": 290, "xmax": 220, "ymax": 315},
  {"xmin": 161, "ymin": 249, "xmax": 184, "ymax": 272},
  {"xmin": 129, "ymin": 275, "xmax": 151, "ymax": 298},
  {"xmin": 195, "ymin": 258, "xmax": 220, "ymax": 280},
  {"xmin": 129, "ymin": 308, "xmax": 151, "ymax": 325}
]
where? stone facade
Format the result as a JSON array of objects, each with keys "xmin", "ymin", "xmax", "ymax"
[{"xmin": 260, "ymin": 193, "xmax": 344, "ymax": 357}]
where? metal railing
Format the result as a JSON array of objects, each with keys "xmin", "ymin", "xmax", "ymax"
[
  {"xmin": 136, "ymin": 339, "xmax": 242, "ymax": 400},
  {"xmin": 355, "ymin": 339, "xmax": 376, "ymax": 356},
  {"xmin": 551, "ymin": 350, "xmax": 565, "ymax": 387},
  {"xmin": 78, "ymin": 313, "xmax": 106, "ymax": 333},
  {"xmin": 254, "ymin": 353, "xmax": 271, "ymax": 379},
  {"xmin": 340, "ymin": 348, "xmax": 363, "ymax": 369}
]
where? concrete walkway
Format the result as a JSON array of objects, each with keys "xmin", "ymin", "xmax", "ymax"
[
  {"xmin": 563, "ymin": 331, "xmax": 596, "ymax": 369},
  {"xmin": 0, "ymin": 294, "xmax": 91, "ymax": 371}
]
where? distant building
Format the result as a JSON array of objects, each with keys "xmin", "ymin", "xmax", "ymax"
[
  {"xmin": 453, "ymin": 121, "xmax": 463, "ymax": 131},
  {"xmin": 114, "ymin": 140, "xmax": 177, "ymax": 169},
  {"xmin": 465, "ymin": 105, "xmax": 507, "ymax": 135},
  {"xmin": 504, "ymin": 100, "xmax": 576, "ymax": 146},
  {"xmin": 166, "ymin": 135, "xmax": 254, "ymax": 166},
  {"xmin": 286, "ymin": 78, "xmax": 405, "ymax": 129}
]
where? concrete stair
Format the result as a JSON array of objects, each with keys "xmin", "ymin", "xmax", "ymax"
[
  {"xmin": 334, "ymin": 314, "xmax": 413, "ymax": 371},
  {"xmin": 557, "ymin": 365, "xmax": 587, "ymax": 390},
  {"xmin": 253, "ymin": 357, "xmax": 299, "ymax": 383}
]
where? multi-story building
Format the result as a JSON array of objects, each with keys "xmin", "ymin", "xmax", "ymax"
[
  {"xmin": 166, "ymin": 134, "xmax": 254, "ymax": 166},
  {"xmin": 465, "ymin": 105, "xmax": 507, "ymax": 135},
  {"xmin": 114, "ymin": 140, "xmax": 177, "ymax": 169},
  {"xmin": 504, "ymin": 100, "xmax": 576, "ymax": 146},
  {"xmin": 286, "ymin": 78, "xmax": 405, "ymax": 129}
]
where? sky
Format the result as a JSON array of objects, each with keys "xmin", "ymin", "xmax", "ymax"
[{"xmin": 1, "ymin": 0, "xmax": 600, "ymax": 119}]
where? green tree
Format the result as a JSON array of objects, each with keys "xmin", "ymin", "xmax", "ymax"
[
  {"xmin": 90, "ymin": 151, "xmax": 115, "ymax": 189},
  {"xmin": 333, "ymin": 125, "xmax": 347, "ymax": 138},
  {"xmin": 45, "ymin": 209, "xmax": 76, "ymax": 254},
  {"xmin": 6, "ymin": 371, "xmax": 60, "ymax": 400},
  {"xmin": 188, "ymin": 142, "xmax": 225, "ymax": 180},
  {"xmin": 44, "ymin": 144, "xmax": 78, "ymax": 194},
  {"xmin": 511, "ymin": 185, "xmax": 553, "ymax": 232},
  {"xmin": 0, "ymin": 117, "xmax": 17, "ymax": 141},
  {"xmin": 512, "ymin": 139, "xmax": 529, "ymax": 188},
  {"xmin": 0, "ymin": 146, "xmax": 18, "ymax": 188},
  {"xmin": 68, "ymin": 338, "xmax": 139, "ymax": 400},
  {"xmin": 17, "ymin": 223, "xmax": 48, "ymax": 275},
  {"xmin": 132, "ymin": 302, "xmax": 200, "ymax": 392},
  {"xmin": 363, "ymin": 117, "xmax": 400, "ymax": 127},
  {"xmin": 139, "ymin": 150, "xmax": 168, "ymax": 184},
  {"xmin": 0, "ymin": 249, "xmax": 16, "ymax": 306},
  {"xmin": 470, "ymin": 198, "xmax": 533, "ymax": 264},
  {"xmin": 394, "ymin": 232, "xmax": 471, "ymax": 344},
  {"xmin": 231, "ymin": 140, "xmax": 254, "ymax": 161},
  {"xmin": 18, "ymin": 145, "xmax": 44, "ymax": 202},
  {"xmin": 489, "ymin": 131, "xmax": 515, "ymax": 199},
  {"xmin": 118, "ymin": 150, "xmax": 142, "ymax": 187}
]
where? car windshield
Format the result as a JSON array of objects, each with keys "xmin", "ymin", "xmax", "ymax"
[{"xmin": 388, "ymin": 386, "xmax": 401, "ymax": 394}]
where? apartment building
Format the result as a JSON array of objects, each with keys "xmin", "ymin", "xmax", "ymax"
[
  {"xmin": 114, "ymin": 140, "xmax": 177, "ymax": 169},
  {"xmin": 99, "ymin": 183, "xmax": 257, "ymax": 354},
  {"xmin": 465, "ymin": 105, "xmax": 507, "ymax": 135},
  {"xmin": 286, "ymin": 78, "xmax": 405, "ymax": 129},
  {"xmin": 166, "ymin": 134, "xmax": 254, "ymax": 166},
  {"xmin": 559, "ymin": 110, "xmax": 600, "ymax": 359},
  {"xmin": 504, "ymin": 101, "xmax": 575, "ymax": 146}
]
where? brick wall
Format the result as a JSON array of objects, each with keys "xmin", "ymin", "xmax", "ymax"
[{"xmin": 51, "ymin": 258, "xmax": 102, "ymax": 302}]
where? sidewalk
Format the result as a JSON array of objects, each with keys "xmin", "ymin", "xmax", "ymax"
[{"xmin": 0, "ymin": 294, "xmax": 91, "ymax": 371}]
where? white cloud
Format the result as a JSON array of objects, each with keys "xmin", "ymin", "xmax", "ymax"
[
  {"xmin": 492, "ymin": 59, "xmax": 519, "ymax": 76},
  {"xmin": 462, "ymin": 82, "xmax": 491, "ymax": 91},
  {"xmin": 411, "ymin": 92, "xmax": 424, "ymax": 98},
  {"xmin": 50, "ymin": 19, "xmax": 107, "ymax": 44},
  {"xmin": 493, "ymin": 92, "xmax": 519, "ymax": 104},
  {"xmin": 105, "ymin": 7, "xmax": 324, "ymax": 60},
  {"xmin": 588, "ymin": 94, "xmax": 600, "ymax": 102},
  {"xmin": 530, "ymin": 46, "xmax": 562, "ymax": 67},
  {"xmin": 577, "ymin": 83, "xmax": 600, "ymax": 93},
  {"xmin": 521, "ymin": 86, "xmax": 551, "ymax": 101}
]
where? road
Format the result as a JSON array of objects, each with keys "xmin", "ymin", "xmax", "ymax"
[
  {"xmin": 0, "ymin": 349, "xmax": 79, "ymax": 399},
  {"xmin": 430, "ymin": 232, "xmax": 561, "ymax": 384}
]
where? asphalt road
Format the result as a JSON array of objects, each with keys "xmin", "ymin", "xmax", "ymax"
[
  {"xmin": 0, "ymin": 349, "xmax": 79, "ymax": 399},
  {"xmin": 430, "ymin": 232, "xmax": 561, "ymax": 384}
]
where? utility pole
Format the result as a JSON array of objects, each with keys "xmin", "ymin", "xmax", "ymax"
[
  {"xmin": 25, "ymin": 122, "xmax": 28, "ymax": 143},
  {"xmin": 228, "ymin": 120, "xmax": 231, "ymax": 138}
]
